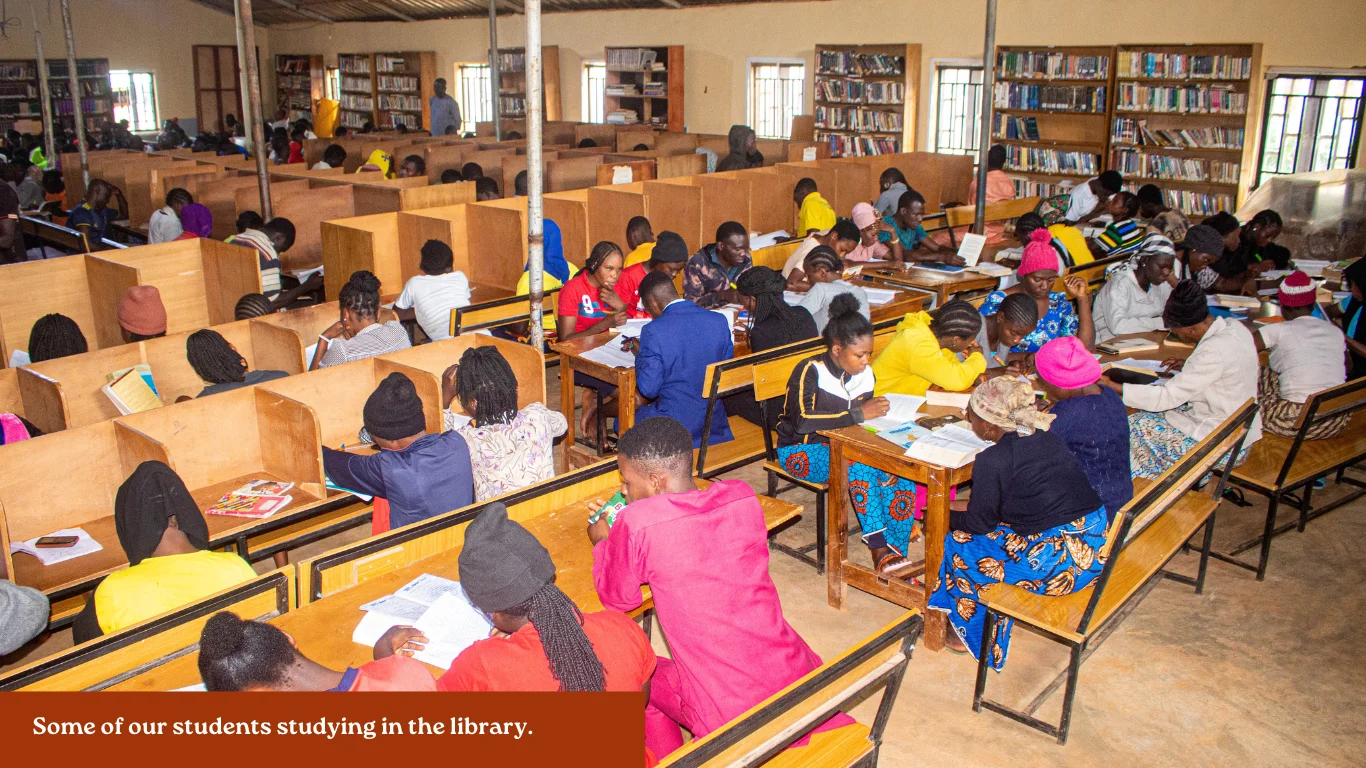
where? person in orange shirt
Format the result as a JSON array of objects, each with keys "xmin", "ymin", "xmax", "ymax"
[{"xmin": 933, "ymin": 144, "xmax": 1015, "ymax": 247}]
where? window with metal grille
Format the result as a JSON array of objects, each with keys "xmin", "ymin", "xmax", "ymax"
[
  {"xmin": 582, "ymin": 61, "xmax": 606, "ymax": 124},
  {"xmin": 932, "ymin": 63, "xmax": 983, "ymax": 156},
  {"xmin": 749, "ymin": 60, "xmax": 805, "ymax": 139},
  {"xmin": 1258, "ymin": 73, "xmax": 1364, "ymax": 186},
  {"xmin": 110, "ymin": 70, "xmax": 158, "ymax": 132},
  {"xmin": 457, "ymin": 63, "xmax": 492, "ymax": 136}
]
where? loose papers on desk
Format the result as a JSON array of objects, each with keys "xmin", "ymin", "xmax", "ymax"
[
  {"xmin": 863, "ymin": 287, "xmax": 898, "ymax": 306},
  {"xmin": 581, "ymin": 342, "xmax": 638, "ymax": 369},
  {"xmin": 10, "ymin": 527, "xmax": 103, "ymax": 566},
  {"xmin": 749, "ymin": 230, "xmax": 790, "ymax": 250},
  {"xmin": 354, "ymin": 574, "xmax": 492, "ymax": 669},
  {"xmin": 956, "ymin": 233, "xmax": 987, "ymax": 267},
  {"xmin": 904, "ymin": 424, "xmax": 992, "ymax": 469},
  {"xmin": 616, "ymin": 317, "xmax": 651, "ymax": 338},
  {"xmin": 862, "ymin": 394, "xmax": 926, "ymax": 432}
]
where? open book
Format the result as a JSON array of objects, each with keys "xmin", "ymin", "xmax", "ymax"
[
  {"xmin": 904, "ymin": 424, "xmax": 992, "ymax": 469},
  {"xmin": 1095, "ymin": 337, "xmax": 1160, "ymax": 355},
  {"xmin": 863, "ymin": 394, "xmax": 926, "ymax": 432},
  {"xmin": 205, "ymin": 480, "xmax": 295, "ymax": 518},
  {"xmin": 102, "ymin": 366, "xmax": 163, "ymax": 415},
  {"xmin": 354, "ymin": 574, "xmax": 492, "ymax": 669}
]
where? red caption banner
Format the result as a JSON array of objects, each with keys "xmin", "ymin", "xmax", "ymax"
[{"xmin": 3, "ymin": 692, "xmax": 646, "ymax": 766}]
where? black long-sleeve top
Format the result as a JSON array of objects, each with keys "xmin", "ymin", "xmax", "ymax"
[
  {"xmin": 951, "ymin": 430, "xmax": 1103, "ymax": 535},
  {"xmin": 776, "ymin": 353, "xmax": 875, "ymax": 447}
]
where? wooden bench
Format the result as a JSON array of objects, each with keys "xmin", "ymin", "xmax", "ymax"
[
  {"xmin": 971, "ymin": 399, "xmax": 1259, "ymax": 744},
  {"xmin": 1215, "ymin": 378, "xmax": 1366, "ymax": 580},
  {"xmin": 939, "ymin": 197, "xmax": 1042, "ymax": 248},
  {"xmin": 658, "ymin": 611, "xmax": 921, "ymax": 768},
  {"xmin": 20, "ymin": 215, "xmax": 91, "ymax": 254},
  {"xmin": 0, "ymin": 568, "xmax": 293, "ymax": 692}
]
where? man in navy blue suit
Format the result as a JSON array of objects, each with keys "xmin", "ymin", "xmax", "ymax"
[{"xmin": 625, "ymin": 271, "xmax": 734, "ymax": 448}]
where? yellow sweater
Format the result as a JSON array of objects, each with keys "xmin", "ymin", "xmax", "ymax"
[
  {"xmin": 797, "ymin": 193, "xmax": 837, "ymax": 236},
  {"xmin": 871, "ymin": 311, "xmax": 986, "ymax": 396}
]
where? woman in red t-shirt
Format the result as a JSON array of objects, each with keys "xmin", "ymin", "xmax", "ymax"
[{"xmin": 556, "ymin": 241, "xmax": 627, "ymax": 439}]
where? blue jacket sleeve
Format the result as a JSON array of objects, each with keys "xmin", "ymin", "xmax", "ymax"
[
  {"xmin": 635, "ymin": 326, "xmax": 665, "ymax": 399},
  {"xmin": 322, "ymin": 446, "xmax": 387, "ymax": 497}
]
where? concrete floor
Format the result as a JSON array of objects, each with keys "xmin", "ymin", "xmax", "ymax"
[{"xmin": 8, "ymin": 368, "xmax": 1366, "ymax": 767}]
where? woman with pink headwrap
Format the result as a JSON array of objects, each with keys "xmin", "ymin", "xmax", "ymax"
[
  {"xmin": 844, "ymin": 202, "xmax": 890, "ymax": 263},
  {"xmin": 172, "ymin": 203, "xmax": 213, "ymax": 241}
]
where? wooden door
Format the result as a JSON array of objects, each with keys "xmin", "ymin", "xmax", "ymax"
[{"xmin": 193, "ymin": 44, "xmax": 243, "ymax": 134}]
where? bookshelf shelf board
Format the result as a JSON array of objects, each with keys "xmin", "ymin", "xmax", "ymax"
[
  {"xmin": 995, "ymin": 107, "xmax": 1108, "ymax": 117},
  {"xmin": 995, "ymin": 77, "xmax": 1109, "ymax": 84},
  {"xmin": 816, "ymin": 128, "xmax": 903, "ymax": 136},
  {"xmin": 1127, "ymin": 177, "xmax": 1238, "ymax": 188},
  {"xmin": 814, "ymin": 72, "xmax": 905, "ymax": 80},
  {"xmin": 1113, "ymin": 109, "xmax": 1247, "ymax": 117},
  {"xmin": 1118, "ymin": 77, "xmax": 1251, "ymax": 84}
]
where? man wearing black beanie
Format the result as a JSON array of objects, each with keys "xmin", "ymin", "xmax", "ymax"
[
  {"xmin": 615, "ymin": 230, "xmax": 688, "ymax": 318},
  {"xmin": 322, "ymin": 372, "xmax": 475, "ymax": 530}
]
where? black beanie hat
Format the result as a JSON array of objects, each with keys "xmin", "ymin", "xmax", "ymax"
[
  {"xmin": 458, "ymin": 503, "xmax": 556, "ymax": 613},
  {"xmin": 1163, "ymin": 279, "xmax": 1211, "ymax": 330},
  {"xmin": 363, "ymin": 372, "xmax": 427, "ymax": 441},
  {"xmin": 652, "ymin": 231, "xmax": 688, "ymax": 263}
]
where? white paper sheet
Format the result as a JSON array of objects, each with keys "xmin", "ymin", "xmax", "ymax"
[
  {"xmin": 359, "ymin": 594, "xmax": 430, "ymax": 622},
  {"xmin": 611, "ymin": 165, "xmax": 633, "ymax": 184},
  {"xmin": 393, "ymin": 573, "xmax": 463, "ymax": 605},
  {"xmin": 173, "ymin": 683, "xmax": 207, "ymax": 692},
  {"xmin": 8, "ymin": 348, "xmax": 29, "ymax": 367},
  {"xmin": 305, "ymin": 343, "xmax": 319, "ymax": 369},
  {"xmin": 10, "ymin": 527, "xmax": 104, "ymax": 566},
  {"xmin": 904, "ymin": 424, "xmax": 993, "ymax": 468},
  {"xmin": 292, "ymin": 265, "xmax": 324, "ymax": 282},
  {"xmin": 1260, "ymin": 269, "xmax": 1293, "ymax": 281},
  {"xmin": 581, "ymin": 343, "xmax": 638, "ymax": 369},
  {"xmin": 616, "ymin": 318, "xmax": 651, "ymax": 338},
  {"xmin": 802, "ymin": 147, "xmax": 817, "ymax": 162},
  {"xmin": 925, "ymin": 390, "xmax": 971, "ymax": 409},
  {"xmin": 748, "ymin": 230, "xmax": 790, "ymax": 250},
  {"xmin": 970, "ymin": 263, "xmax": 1013, "ymax": 278},
  {"xmin": 411, "ymin": 591, "xmax": 495, "ymax": 669},
  {"xmin": 863, "ymin": 287, "xmax": 898, "ymax": 306},
  {"xmin": 956, "ymin": 233, "xmax": 987, "ymax": 267},
  {"xmin": 1108, "ymin": 358, "xmax": 1167, "ymax": 372},
  {"xmin": 862, "ymin": 394, "xmax": 927, "ymax": 432}
]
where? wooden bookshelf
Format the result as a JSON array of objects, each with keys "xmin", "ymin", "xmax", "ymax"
[
  {"xmin": 0, "ymin": 60, "xmax": 42, "ymax": 134},
  {"xmin": 337, "ymin": 53, "xmax": 376, "ymax": 132},
  {"xmin": 276, "ymin": 54, "xmax": 324, "ymax": 124},
  {"xmin": 0, "ymin": 58, "xmax": 113, "ymax": 136},
  {"xmin": 813, "ymin": 43, "xmax": 920, "ymax": 157},
  {"xmin": 603, "ymin": 46, "xmax": 684, "ymax": 131},
  {"xmin": 493, "ymin": 46, "xmax": 562, "ymax": 122},
  {"xmin": 374, "ymin": 51, "xmax": 436, "ymax": 131},
  {"xmin": 992, "ymin": 45, "xmax": 1114, "ymax": 200},
  {"xmin": 1111, "ymin": 43, "xmax": 1262, "ymax": 216}
]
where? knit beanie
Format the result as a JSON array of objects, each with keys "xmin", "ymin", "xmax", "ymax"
[
  {"xmin": 652, "ymin": 231, "xmax": 688, "ymax": 263},
  {"xmin": 1179, "ymin": 224, "xmax": 1225, "ymax": 257},
  {"xmin": 458, "ymin": 503, "xmax": 556, "ymax": 613},
  {"xmin": 1163, "ymin": 279, "xmax": 1211, "ymax": 329},
  {"xmin": 1035, "ymin": 336, "xmax": 1102, "ymax": 390},
  {"xmin": 1278, "ymin": 270, "xmax": 1316, "ymax": 307},
  {"xmin": 117, "ymin": 285, "xmax": 168, "ymax": 335},
  {"xmin": 1018, "ymin": 228, "xmax": 1057, "ymax": 276},
  {"xmin": 362, "ymin": 372, "xmax": 426, "ymax": 441}
]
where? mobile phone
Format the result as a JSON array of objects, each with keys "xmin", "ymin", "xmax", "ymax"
[{"xmin": 35, "ymin": 536, "xmax": 79, "ymax": 548}]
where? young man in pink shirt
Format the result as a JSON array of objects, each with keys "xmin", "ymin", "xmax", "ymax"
[{"xmin": 589, "ymin": 416, "xmax": 852, "ymax": 757}]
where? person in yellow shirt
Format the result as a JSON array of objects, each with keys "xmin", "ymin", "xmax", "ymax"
[
  {"xmin": 871, "ymin": 301, "xmax": 987, "ymax": 396},
  {"xmin": 622, "ymin": 216, "xmax": 656, "ymax": 267},
  {"xmin": 73, "ymin": 461, "xmax": 258, "ymax": 643},
  {"xmin": 1016, "ymin": 212, "xmax": 1091, "ymax": 270},
  {"xmin": 794, "ymin": 177, "xmax": 836, "ymax": 236}
]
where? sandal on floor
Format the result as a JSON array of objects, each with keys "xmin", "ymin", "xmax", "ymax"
[{"xmin": 877, "ymin": 554, "xmax": 918, "ymax": 577}]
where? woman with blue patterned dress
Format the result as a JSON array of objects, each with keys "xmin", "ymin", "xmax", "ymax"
[
  {"xmin": 774, "ymin": 294, "xmax": 924, "ymax": 577},
  {"xmin": 979, "ymin": 228, "xmax": 1095, "ymax": 357}
]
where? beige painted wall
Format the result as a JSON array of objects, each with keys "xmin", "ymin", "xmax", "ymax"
[
  {"xmin": 268, "ymin": 0, "xmax": 1366, "ymax": 148},
  {"xmin": 1, "ymin": 0, "xmax": 270, "ymax": 130}
]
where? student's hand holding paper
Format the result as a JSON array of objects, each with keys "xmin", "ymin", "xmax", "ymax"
[
  {"xmin": 374, "ymin": 626, "xmax": 428, "ymax": 660},
  {"xmin": 301, "ymin": 272, "xmax": 325, "ymax": 292},
  {"xmin": 859, "ymin": 397, "xmax": 891, "ymax": 420}
]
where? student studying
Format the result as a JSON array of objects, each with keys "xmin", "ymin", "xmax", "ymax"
[
  {"xmin": 187, "ymin": 329, "xmax": 288, "ymax": 397},
  {"xmin": 118, "ymin": 285, "xmax": 168, "ymax": 342},
  {"xmin": 314, "ymin": 271, "xmax": 411, "ymax": 368},
  {"xmin": 979, "ymin": 229, "xmax": 1095, "ymax": 353},
  {"xmin": 1037, "ymin": 170, "xmax": 1123, "ymax": 226},
  {"xmin": 793, "ymin": 176, "xmax": 836, "ymax": 236},
  {"xmin": 872, "ymin": 299, "xmax": 986, "ymax": 396},
  {"xmin": 393, "ymin": 240, "xmax": 472, "ymax": 342},
  {"xmin": 782, "ymin": 218, "xmax": 860, "ymax": 290},
  {"xmin": 1092, "ymin": 232, "xmax": 1176, "ymax": 343},
  {"xmin": 845, "ymin": 202, "xmax": 891, "ymax": 263},
  {"xmin": 622, "ymin": 215, "xmax": 656, "ymax": 267},
  {"xmin": 794, "ymin": 246, "xmax": 869, "ymax": 333},
  {"xmin": 975, "ymin": 293, "xmax": 1038, "ymax": 370},
  {"xmin": 874, "ymin": 167, "xmax": 909, "ymax": 217},
  {"xmin": 614, "ymin": 230, "xmax": 687, "ymax": 318},
  {"xmin": 1256, "ymin": 271, "xmax": 1348, "ymax": 439},
  {"xmin": 879, "ymin": 188, "xmax": 956, "ymax": 265},
  {"xmin": 27, "ymin": 312, "xmax": 89, "ymax": 363},
  {"xmin": 148, "ymin": 188, "xmax": 192, "ymax": 244},
  {"xmin": 1093, "ymin": 191, "xmax": 1144, "ymax": 258},
  {"xmin": 683, "ymin": 220, "xmax": 752, "ymax": 309}
]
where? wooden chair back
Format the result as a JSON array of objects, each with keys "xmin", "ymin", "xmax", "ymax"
[
  {"xmin": 943, "ymin": 197, "xmax": 1042, "ymax": 229},
  {"xmin": 20, "ymin": 216, "xmax": 90, "ymax": 254},
  {"xmin": 452, "ymin": 292, "xmax": 557, "ymax": 336},
  {"xmin": 1274, "ymin": 376, "xmax": 1366, "ymax": 488},
  {"xmin": 1054, "ymin": 252, "xmax": 1130, "ymax": 294}
]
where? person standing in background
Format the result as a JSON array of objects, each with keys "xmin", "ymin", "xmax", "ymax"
[{"xmin": 429, "ymin": 78, "xmax": 462, "ymax": 138}]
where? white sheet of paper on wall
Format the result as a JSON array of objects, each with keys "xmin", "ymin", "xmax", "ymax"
[
  {"xmin": 611, "ymin": 165, "xmax": 633, "ymax": 184},
  {"xmin": 802, "ymin": 147, "xmax": 817, "ymax": 162}
]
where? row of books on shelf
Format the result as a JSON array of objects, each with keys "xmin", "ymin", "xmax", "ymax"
[
  {"xmin": 993, "ymin": 83, "xmax": 1106, "ymax": 112},
  {"xmin": 53, "ymin": 98, "xmax": 110, "ymax": 115},
  {"xmin": 278, "ymin": 74, "xmax": 312, "ymax": 92},
  {"xmin": 0, "ymin": 63, "xmax": 33, "ymax": 80},
  {"xmin": 0, "ymin": 84, "xmax": 36, "ymax": 99},
  {"xmin": 376, "ymin": 56, "xmax": 409, "ymax": 73},
  {"xmin": 816, "ymin": 52, "xmax": 904, "ymax": 76},
  {"xmin": 1124, "ymin": 184, "xmax": 1234, "ymax": 217},
  {"xmin": 50, "ymin": 81, "xmax": 106, "ymax": 98},
  {"xmin": 1115, "ymin": 83, "xmax": 1247, "ymax": 114},
  {"xmin": 992, "ymin": 114, "xmax": 1040, "ymax": 141},
  {"xmin": 49, "ymin": 60, "xmax": 107, "ymax": 78},
  {"xmin": 1111, "ymin": 117, "xmax": 1244, "ymax": 149},
  {"xmin": 814, "ymin": 106, "xmax": 902, "ymax": 132},
  {"xmin": 340, "ymin": 94, "xmax": 374, "ymax": 111},
  {"xmin": 996, "ymin": 51, "xmax": 1108, "ymax": 81},
  {"xmin": 606, "ymin": 48, "xmax": 659, "ymax": 70},
  {"xmin": 499, "ymin": 95, "xmax": 526, "ymax": 114},
  {"xmin": 339, "ymin": 57, "xmax": 371, "ymax": 75},
  {"xmin": 284, "ymin": 94, "xmax": 311, "ymax": 110},
  {"xmin": 497, "ymin": 52, "xmax": 526, "ymax": 72},
  {"xmin": 1117, "ymin": 52, "xmax": 1252, "ymax": 81},
  {"xmin": 820, "ymin": 133, "xmax": 901, "ymax": 157},
  {"xmin": 277, "ymin": 58, "xmax": 313, "ymax": 74},
  {"xmin": 814, "ymin": 79, "xmax": 903, "ymax": 105},
  {"xmin": 1011, "ymin": 178, "xmax": 1070, "ymax": 199},
  {"xmin": 1003, "ymin": 146, "xmax": 1101, "ymax": 176},
  {"xmin": 381, "ymin": 112, "xmax": 419, "ymax": 130},
  {"xmin": 1110, "ymin": 149, "xmax": 1240, "ymax": 184},
  {"xmin": 340, "ymin": 112, "xmax": 368, "ymax": 129},
  {"xmin": 378, "ymin": 75, "xmax": 418, "ymax": 92},
  {"xmin": 342, "ymin": 76, "xmax": 372, "ymax": 93},
  {"xmin": 606, "ymin": 108, "xmax": 639, "ymax": 125},
  {"xmin": 379, "ymin": 93, "xmax": 421, "ymax": 111}
]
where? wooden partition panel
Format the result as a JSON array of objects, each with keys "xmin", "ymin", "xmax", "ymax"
[
  {"xmin": 245, "ymin": 184, "xmax": 357, "ymax": 272},
  {"xmin": 122, "ymin": 156, "xmax": 184, "ymax": 227},
  {"xmin": 643, "ymin": 181, "xmax": 703, "ymax": 254},
  {"xmin": 544, "ymin": 190, "xmax": 590, "ymax": 268},
  {"xmin": 614, "ymin": 129, "xmax": 656, "ymax": 152},
  {"xmin": 83, "ymin": 256, "xmax": 142, "ymax": 349},
  {"xmin": 99, "ymin": 242, "xmax": 213, "ymax": 335},
  {"xmin": 787, "ymin": 141, "xmax": 832, "ymax": 163},
  {"xmin": 887, "ymin": 152, "xmax": 974, "ymax": 212},
  {"xmin": 260, "ymin": 358, "xmax": 439, "ymax": 449},
  {"xmin": 574, "ymin": 124, "xmax": 617, "ymax": 148},
  {"xmin": 139, "ymin": 317, "xmax": 301, "ymax": 406},
  {"xmin": 382, "ymin": 335, "xmax": 546, "ymax": 412},
  {"xmin": 656, "ymin": 153, "xmax": 707, "ymax": 180},
  {"xmin": 397, "ymin": 205, "xmax": 470, "ymax": 283},
  {"xmin": 320, "ymin": 213, "xmax": 402, "ymax": 302},
  {"xmin": 596, "ymin": 160, "xmax": 655, "ymax": 187},
  {"xmin": 544, "ymin": 122, "xmax": 579, "ymax": 146},
  {"xmin": 501, "ymin": 152, "xmax": 559, "ymax": 199},
  {"xmin": 654, "ymin": 132, "xmax": 699, "ymax": 154},
  {"xmin": 249, "ymin": 320, "xmax": 308, "ymax": 374},
  {"xmin": 695, "ymin": 176, "xmax": 750, "ymax": 249},
  {"xmin": 424, "ymin": 143, "xmax": 472, "ymax": 182},
  {"xmin": 185, "ymin": 174, "xmax": 263, "ymax": 240},
  {"xmin": 775, "ymin": 162, "xmax": 838, "ymax": 230},
  {"xmin": 147, "ymin": 166, "xmax": 225, "ymax": 227},
  {"xmin": 0, "ymin": 257, "xmax": 98, "ymax": 364},
  {"xmin": 465, "ymin": 202, "xmax": 528, "ymax": 289},
  {"xmin": 0, "ymin": 367, "xmax": 20, "ymax": 417},
  {"xmin": 587, "ymin": 186, "xmax": 646, "ymax": 254},
  {"xmin": 199, "ymin": 240, "xmax": 264, "ymax": 325},
  {"xmin": 398, "ymin": 181, "xmax": 475, "ymax": 211},
  {"xmin": 16, "ymin": 344, "xmax": 145, "ymax": 432},
  {"xmin": 462, "ymin": 148, "xmax": 517, "ymax": 182},
  {"xmin": 546, "ymin": 156, "xmax": 606, "ymax": 192},
  {"xmin": 349, "ymin": 185, "xmax": 405, "ymax": 217},
  {"xmin": 825, "ymin": 159, "xmax": 873, "ymax": 219},
  {"xmin": 717, "ymin": 169, "xmax": 790, "ymax": 235},
  {"xmin": 756, "ymin": 139, "xmax": 789, "ymax": 167},
  {"xmin": 697, "ymin": 134, "xmax": 730, "ymax": 156},
  {"xmin": 254, "ymin": 302, "xmax": 341, "ymax": 347}
]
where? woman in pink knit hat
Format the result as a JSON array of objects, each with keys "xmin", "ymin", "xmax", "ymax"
[
  {"xmin": 978, "ymin": 228, "xmax": 1094, "ymax": 356},
  {"xmin": 843, "ymin": 202, "xmax": 890, "ymax": 264},
  {"xmin": 1254, "ymin": 270, "xmax": 1349, "ymax": 439}
]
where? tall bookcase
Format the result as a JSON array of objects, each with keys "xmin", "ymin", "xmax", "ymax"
[
  {"xmin": 0, "ymin": 58, "xmax": 112, "ymax": 135},
  {"xmin": 0, "ymin": 61, "xmax": 42, "ymax": 134},
  {"xmin": 276, "ymin": 54, "xmax": 324, "ymax": 124},
  {"xmin": 992, "ymin": 45, "xmax": 1113, "ymax": 200},
  {"xmin": 813, "ymin": 43, "xmax": 920, "ymax": 157},
  {"xmin": 494, "ymin": 46, "xmax": 563, "ymax": 122},
  {"xmin": 603, "ymin": 46, "xmax": 684, "ymax": 131},
  {"xmin": 375, "ymin": 51, "xmax": 436, "ymax": 131},
  {"xmin": 1111, "ymin": 43, "xmax": 1262, "ymax": 216},
  {"xmin": 338, "ymin": 53, "xmax": 375, "ymax": 131}
]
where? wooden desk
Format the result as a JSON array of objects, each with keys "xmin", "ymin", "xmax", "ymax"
[
  {"xmin": 108, "ymin": 481, "xmax": 802, "ymax": 691},
  {"xmin": 1097, "ymin": 331, "xmax": 1196, "ymax": 366},
  {"xmin": 864, "ymin": 266, "xmax": 1001, "ymax": 307},
  {"xmin": 823, "ymin": 424, "xmax": 973, "ymax": 653},
  {"xmin": 551, "ymin": 332, "xmax": 638, "ymax": 459}
]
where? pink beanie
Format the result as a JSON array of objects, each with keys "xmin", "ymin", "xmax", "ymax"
[
  {"xmin": 1018, "ymin": 228, "xmax": 1057, "ymax": 276},
  {"xmin": 1278, "ymin": 270, "xmax": 1315, "ymax": 307},
  {"xmin": 1035, "ymin": 336, "xmax": 1101, "ymax": 390},
  {"xmin": 852, "ymin": 202, "xmax": 878, "ymax": 230}
]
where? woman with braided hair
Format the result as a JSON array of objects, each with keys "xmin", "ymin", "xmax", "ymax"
[
  {"xmin": 440, "ymin": 503, "xmax": 655, "ymax": 699},
  {"xmin": 314, "ymin": 270, "xmax": 411, "ymax": 369},
  {"xmin": 27, "ymin": 312, "xmax": 88, "ymax": 363},
  {"xmin": 794, "ymin": 245, "xmax": 868, "ymax": 333},
  {"xmin": 186, "ymin": 329, "xmax": 287, "ymax": 397},
  {"xmin": 872, "ymin": 298, "xmax": 987, "ymax": 396},
  {"xmin": 442, "ymin": 346, "xmax": 567, "ymax": 500},
  {"xmin": 233, "ymin": 292, "xmax": 273, "ymax": 320},
  {"xmin": 736, "ymin": 266, "xmax": 817, "ymax": 353}
]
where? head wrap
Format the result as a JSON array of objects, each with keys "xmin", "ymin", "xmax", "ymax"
[
  {"xmin": 1018, "ymin": 228, "xmax": 1057, "ymax": 276},
  {"xmin": 357, "ymin": 149, "xmax": 391, "ymax": 177},
  {"xmin": 1035, "ymin": 336, "xmax": 1101, "ymax": 390},
  {"xmin": 851, "ymin": 202, "xmax": 878, "ymax": 230},
  {"xmin": 969, "ymin": 375, "xmax": 1054, "ymax": 436},
  {"xmin": 458, "ymin": 503, "xmax": 556, "ymax": 612},
  {"xmin": 115, "ymin": 461, "xmax": 209, "ymax": 566},
  {"xmin": 118, "ymin": 285, "xmax": 168, "ymax": 336},
  {"xmin": 1163, "ymin": 279, "xmax": 1211, "ymax": 329},
  {"xmin": 1278, "ymin": 271, "xmax": 1316, "ymax": 307},
  {"xmin": 179, "ymin": 203, "xmax": 212, "ymax": 238},
  {"xmin": 525, "ymin": 219, "xmax": 569, "ymax": 284},
  {"xmin": 363, "ymin": 372, "xmax": 427, "ymax": 441},
  {"xmin": 652, "ymin": 231, "xmax": 687, "ymax": 263},
  {"xmin": 1179, "ymin": 224, "xmax": 1225, "ymax": 258},
  {"xmin": 1131, "ymin": 231, "xmax": 1176, "ymax": 268}
]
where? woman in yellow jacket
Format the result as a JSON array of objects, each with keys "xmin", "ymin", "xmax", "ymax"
[{"xmin": 871, "ymin": 301, "xmax": 987, "ymax": 396}]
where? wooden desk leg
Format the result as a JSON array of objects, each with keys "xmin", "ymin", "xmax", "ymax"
[
  {"xmin": 922, "ymin": 470, "xmax": 949, "ymax": 651},
  {"xmin": 826, "ymin": 439, "xmax": 850, "ymax": 610},
  {"xmin": 618, "ymin": 370, "xmax": 636, "ymax": 433},
  {"xmin": 560, "ymin": 353, "xmax": 576, "ymax": 451}
]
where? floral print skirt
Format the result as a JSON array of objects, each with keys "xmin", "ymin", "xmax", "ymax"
[
  {"xmin": 776, "ymin": 443, "xmax": 926, "ymax": 556},
  {"xmin": 1129, "ymin": 409, "xmax": 1251, "ymax": 479},
  {"xmin": 928, "ymin": 508, "xmax": 1108, "ymax": 671}
]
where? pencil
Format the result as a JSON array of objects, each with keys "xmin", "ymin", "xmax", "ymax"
[{"xmin": 991, "ymin": 352, "xmax": 1005, "ymax": 367}]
